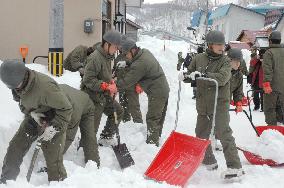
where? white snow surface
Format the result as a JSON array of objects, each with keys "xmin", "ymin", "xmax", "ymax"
[
  {"xmin": 245, "ymin": 130, "xmax": 284, "ymax": 164},
  {"xmin": 0, "ymin": 35, "xmax": 284, "ymax": 187}
]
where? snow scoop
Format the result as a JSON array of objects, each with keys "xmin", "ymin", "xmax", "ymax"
[
  {"xmin": 229, "ymin": 109, "xmax": 284, "ymax": 166},
  {"xmin": 26, "ymin": 139, "xmax": 42, "ymax": 182},
  {"xmin": 144, "ymin": 78, "xmax": 219, "ymax": 187},
  {"xmin": 112, "ymin": 99, "xmax": 135, "ymax": 169}
]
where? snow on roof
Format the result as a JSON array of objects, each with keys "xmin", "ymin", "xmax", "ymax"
[
  {"xmin": 126, "ymin": 13, "xmax": 136, "ymax": 22},
  {"xmin": 236, "ymin": 30, "xmax": 269, "ymax": 44},
  {"xmin": 248, "ymin": 3, "xmax": 284, "ymax": 14},
  {"xmin": 209, "ymin": 4, "xmax": 231, "ymax": 20},
  {"xmin": 229, "ymin": 41, "xmax": 251, "ymax": 50},
  {"xmin": 209, "ymin": 3, "xmax": 264, "ymax": 21},
  {"xmin": 262, "ymin": 20, "xmax": 278, "ymax": 31}
]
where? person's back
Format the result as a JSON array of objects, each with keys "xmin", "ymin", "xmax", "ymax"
[
  {"xmin": 64, "ymin": 45, "xmax": 88, "ymax": 72},
  {"xmin": 262, "ymin": 31, "xmax": 284, "ymax": 125},
  {"xmin": 263, "ymin": 44, "xmax": 284, "ymax": 94},
  {"xmin": 230, "ymin": 70, "xmax": 243, "ymax": 103},
  {"xmin": 0, "ymin": 60, "xmax": 72, "ymax": 182},
  {"xmin": 117, "ymin": 38, "xmax": 169, "ymax": 146},
  {"xmin": 239, "ymin": 59, "xmax": 248, "ymax": 76},
  {"xmin": 124, "ymin": 48, "xmax": 169, "ymax": 97},
  {"xmin": 59, "ymin": 84, "xmax": 100, "ymax": 166}
]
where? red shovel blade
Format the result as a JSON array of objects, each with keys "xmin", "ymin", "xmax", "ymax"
[
  {"xmin": 144, "ymin": 131, "xmax": 210, "ymax": 187},
  {"xmin": 255, "ymin": 126, "xmax": 284, "ymax": 135},
  {"xmin": 238, "ymin": 125, "xmax": 284, "ymax": 167},
  {"xmin": 237, "ymin": 147, "xmax": 281, "ymax": 166}
]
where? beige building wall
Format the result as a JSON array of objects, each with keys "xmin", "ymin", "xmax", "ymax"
[
  {"xmin": 0, "ymin": 0, "xmax": 116, "ymax": 64},
  {"xmin": 0, "ymin": 0, "xmax": 49, "ymax": 64}
]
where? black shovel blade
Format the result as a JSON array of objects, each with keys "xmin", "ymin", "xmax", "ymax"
[{"xmin": 112, "ymin": 143, "xmax": 135, "ymax": 169}]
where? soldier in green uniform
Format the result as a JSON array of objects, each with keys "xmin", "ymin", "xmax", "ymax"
[
  {"xmin": 114, "ymin": 53, "xmax": 143, "ymax": 123},
  {"xmin": 0, "ymin": 60, "xmax": 99, "ymax": 183},
  {"xmin": 262, "ymin": 31, "xmax": 284, "ymax": 125},
  {"xmin": 177, "ymin": 52, "xmax": 184, "ymax": 71},
  {"xmin": 228, "ymin": 48, "xmax": 244, "ymax": 113},
  {"xmin": 117, "ymin": 38, "xmax": 170, "ymax": 147},
  {"xmin": 81, "ymin": 30, "xmax": 124, "ymax": 146},
  {"xmin": 178, "ymin": 31, "xmax": 244, "ymax": 179}
]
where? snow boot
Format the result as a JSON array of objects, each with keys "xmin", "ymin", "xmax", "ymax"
[
  {"xmin": 205, "ymin": 163, "xmax": 218, "ymax": 171},
  {"xmin": 221, "ymin": 168, "xmax": 245, "ymax": 179},
  {"xmin": 37, "ymin": 167, "xmax": 47, "ymax": 173}
]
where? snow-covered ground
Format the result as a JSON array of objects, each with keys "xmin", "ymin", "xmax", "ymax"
[{"xmin": 0, "ymin": 35, "xmax": 284, "ymax": 188}]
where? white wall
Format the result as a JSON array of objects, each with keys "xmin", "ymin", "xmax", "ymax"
[
  {"xmin": 211, "ymin": 6, "xmax": 265, "ymax": 43},
  {"xmin": 226, "ymin": 6, "xmax": 265, "ymax": 42}
]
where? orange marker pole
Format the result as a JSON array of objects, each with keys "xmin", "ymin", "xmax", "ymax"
[{"xmin": 20, "ymin": 45, "xmax": 29, "ymax": 63}]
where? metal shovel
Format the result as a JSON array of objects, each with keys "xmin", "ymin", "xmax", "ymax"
[{"xmin": 112, "ymin": 100, "xmax": 135, "ymax": 169}]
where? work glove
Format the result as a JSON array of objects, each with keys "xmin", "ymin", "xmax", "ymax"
[
  {"xmin": 135, "ymin": 84, "xmax": 143, "ymax": 94},
  {"xmin": 189, "ymin": 71, "xmax": 202, "ymax": 80},
  {"xmin": 40, "ymin": 126, "xmax": 58, "ymax": 142},
  {"xmin": 30, "ymin": 111, "xmax": 48, "ymax": 127},
  {"xmin": 100, "ymin": 80, "xmax": 117, "ymax": 97},
  {"xmin": 263, "ymin": 82, "xmax": 272, "ymax": 94},
  {"xmin": 235, "ymin": 101, "xmax": 243, "ymax": 114},
  {"xmin": 178, "ymin": 71, "xmax": 187, "ymax": 81},
  {"xmin": 108, "ymin": 80, "xmax": 118, "ymax": 97},
  {"xmin": 116, "ymin": 61, "xmax": 127, "ymax": 68}
]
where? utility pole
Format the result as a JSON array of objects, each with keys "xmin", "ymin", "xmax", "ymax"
[
  {"xmin": 49, "ymin": 0, "xmax": 64, "ymax": 76},
  {"xmin": 205, "ymin": 0, "xmax": 209, "ymax": 37}
]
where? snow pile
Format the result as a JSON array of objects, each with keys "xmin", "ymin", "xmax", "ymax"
[{"xmin": 246, "ymin": 130, "xmax": 284, "ymax": 164}]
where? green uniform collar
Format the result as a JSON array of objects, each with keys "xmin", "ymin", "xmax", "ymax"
[
  {"xmin": 205, "ymin": 48, "xmax": 223, "ymax": 60},
  {"xmin": 231, "ymin": 69, "xmax": 241, "ymax": 76},
  {"xmin": 130, "ymin": 48, "xmax": 143, "ymax": 63},
  {"xmin": 96, "ymin": 44, "xmax": 115, "ymax": 60},
  {"xmin": 16, "ymin": 70, "xmax": 36, "ymax": 97}
]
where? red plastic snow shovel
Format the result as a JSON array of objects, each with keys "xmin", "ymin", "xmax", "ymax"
[
  {"xmin": 232, "ymin": 109, "xmax": 284, "ymax": 166},
  {"xmin": 145, "ymin": 78, "xmax": 219, "ymax": 187}
]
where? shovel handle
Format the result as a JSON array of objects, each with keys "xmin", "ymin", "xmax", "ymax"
[
  {"xmin": 174, "ymin": 81, "xmax": 181, "ymax": 131},
  {"xmin": 229, "ymin": 109, "xmax": 260, "ymax": 137},
  {"xmin": 26, "ymin": 140, "xmax": 42, "ymax": 182},
  {"xmin": 112, "ymin": 96, "xmax": 120, "ymax": 146}
]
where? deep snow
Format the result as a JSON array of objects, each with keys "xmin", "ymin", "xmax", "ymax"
[{"xmin": 0, "ymin": 35, "xmax": 283, "ymax": 188}]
